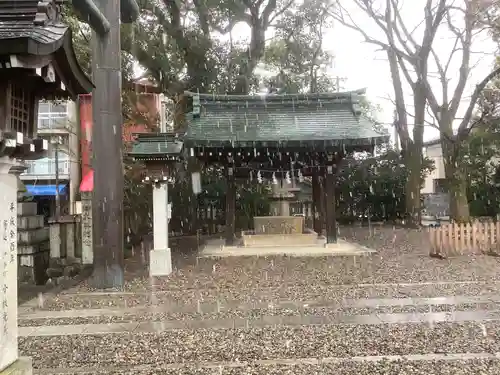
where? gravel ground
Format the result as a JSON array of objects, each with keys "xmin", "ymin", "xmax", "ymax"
[
  {"xmin": 23, "ymin": 281, "xmax": 500, "ymax": 312},
  {"xmin": 19, "ymin": 322, "xmax": 500, "ymax": 368},
  {"xmin": 18, "ymin": 227, "xmax": 500, "ymax": 374},
  {"xmin": 46, "ymin": 359, "xmax": 500, "ymax": 375},
  {"xmin": 17, "ymin": 302, "xmax": 500, "ymax": 327},
  {"xmin": 18, "ymin": 228, "xmax": 500, "ymax": 313},
  {"xmin": 73, "ymin": 252, "xmax": 500, "ymax": 293},
  {"xmin": 39, "ymin": 227, "xmax": 500, "ymax": 297}
]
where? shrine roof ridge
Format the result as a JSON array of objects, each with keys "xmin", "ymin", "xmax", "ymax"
[
  {"xmin": 134, "ymin": 132, "xmax": 183, "ymax": 142},
  {"xmin": 0, "ymin": 0, "xmax": 93, "ymax": 97},
  {"xmin": 0, "ymin": 1, "xmax": 66, "ymax": 51},
  {"xmin": 184, "ymin": 89, "xmax": 367, "ymax": 104},
  {"xmin": 129, "ymin": 132, "xmax": 183, "ymax": 157}
]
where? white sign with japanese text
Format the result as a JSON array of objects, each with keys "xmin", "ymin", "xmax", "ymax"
[
  {"xmin": 0, "ymin": 173, "xmax": 18, "ymax": 371},
  {"xmin": 81, "ymin": 192, "xmax": 93, "ymax": 265}
]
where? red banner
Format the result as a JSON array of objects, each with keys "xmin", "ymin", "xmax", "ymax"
[{"xmin": 79, "ymin": 94, "xmax": 93, "ymax": 192}]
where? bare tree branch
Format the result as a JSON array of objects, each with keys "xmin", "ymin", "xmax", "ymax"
[
  {"xmin": 448, "ymin": 2, "xmax": 474, "ymax": 118},
  {"xmin": 329, "ymin": 2, "xmax": 412, "ymax": 61},
  {"xmin": 384, "ymin": 94, "xmax": 442, "ymax": 130},
  {"xmin": 457, "ymin": 66, "xmax": 500, "ymax": 139},
  {"xmin": 268, "ymin": 0, "xmax": 296, "ymax": 25}
]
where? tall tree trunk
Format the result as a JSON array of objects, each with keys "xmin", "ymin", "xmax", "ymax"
[
  {"xmin": 449, "ymin": 175, "xmax": 469, "ymax": 222},
  {"xmin": 440, "ymin": 110, "xmax": 471, "ymax": 222},
  {"xmin": 403, "ymin": 86, "xmax": 425, "ymax": 227},
  {"xmin": 442, "ymin": 140, "xmax": 470, "ymax": 222},
  {"xmin": 404, "ymin": 142, "xmax": 422, "ymax": 226}
]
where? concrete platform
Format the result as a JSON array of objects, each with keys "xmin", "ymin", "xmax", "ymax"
[
  {"xmin": 0, "ymin": 357, "xmax": 33, "ymax": 375},
  {"xmin": 198, "ymin": 238, "xmax": 376, "ymax": 258}
]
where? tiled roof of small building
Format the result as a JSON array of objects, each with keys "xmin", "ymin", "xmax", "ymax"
[
  {"xmin": 182, "ymin": 90, "xmax": 388, "ymax": 149},
  {"xmin": 0, "ymin": 1, "xmax": 72, "ymax": 53},
  {"xmin": 0, "ymin": 0, "xmax": 93, "ymax": 97},
  {"xmin": 129, "ymin": 133, "xmax": 183, "ymax": 159},
  {"xmin": 0, "ymin": 1, "xmax": 65, "ymax": 50}
]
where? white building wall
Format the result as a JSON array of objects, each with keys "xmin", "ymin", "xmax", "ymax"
[
  {"xmin": 421, "ymin": 142, "xmax": 500, "ymax": 195},
  {"xmin": 66, "ymin": 101, "xmax": 80, "ymax": 214},
  {"xmin": 422, "ymin": 143, "xmax": 446, "ymax": 194},
  {"xmin": 25, "ymin": 100, "xmax": 81, "ymax": 215}
]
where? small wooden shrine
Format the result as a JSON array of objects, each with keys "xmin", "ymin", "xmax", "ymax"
[
  {"xmin": 0, "ymin": 0, "xmax": 93, "ymax": 156},
  {"xmin": 182, "ymin": 90, "xmax": 387, "ymax": 244},
  {"xmin": 130, "ymin": 90, "xmax": 387, "ymax": 274},
  {"xmin": 0, "ymin": 1, "xmax": 93, "ymax": 373}
]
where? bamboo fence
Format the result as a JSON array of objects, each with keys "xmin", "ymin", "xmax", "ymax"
[{"xmin": 428, "ymin": 221, "xmax": 500, "ymax": 257}]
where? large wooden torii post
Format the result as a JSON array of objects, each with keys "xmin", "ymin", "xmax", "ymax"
[{"xmin": 73, "ymin": 0, "xmax": 139, "ymax": 289}]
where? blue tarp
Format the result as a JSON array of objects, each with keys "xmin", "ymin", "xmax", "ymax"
[{"xmin": 24, "ymin": 184, "xmax": 68, "ymax": 196}]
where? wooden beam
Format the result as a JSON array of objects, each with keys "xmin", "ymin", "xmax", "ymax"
[
  {"xmin": 312, "ymin": 170, "xmax": 322, "ymax": 236},
  {"xmin": 73, "ymin": 0, "xmax": 139, "ymax": 34},
  {"xmin": 225, "ymin": 164, "xmax": 236, "ymax": 246},
  {"xmin": 120, "ymin": 0, "xmax": 139, "ymax": 23},
  {"xmin": 72, "ymin": 0, "xmax": 110, "ymax": 36},
  {"xmin": 325, "ymin": 164, "xmax": 337, "ymax": 244}
]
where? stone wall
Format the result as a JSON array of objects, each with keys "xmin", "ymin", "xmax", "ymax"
[
  {"xmin": 49, "ymin": 216, "xmax": 81, "ymax": 260},
  {"xmin": 17, "ymin": 202, "xmax": 50, "ymax": 285},
  {"xmin": 47, "ymin": 216, "xmax": 83, "ymax": 283}
]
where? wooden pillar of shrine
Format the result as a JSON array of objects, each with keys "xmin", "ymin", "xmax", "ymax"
[
  {"xmin": 325, "ymin": 156, "xmax": 338, "ymax": 244},
  {"xmin": 320, "ymin": 175, "xmax": 327, "ymax": 236},
  {"xmin": 225, "ymin": 164, "xmax": 236, "ymax": 246},
  {"xmin": 312, "ymin": 170, "xmax": 323, "ymax": 236}
]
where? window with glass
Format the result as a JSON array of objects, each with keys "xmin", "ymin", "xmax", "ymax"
[
  {"xmin": 10, "ymin": 84, "xmax": 31, "ymax": 136},
  {"xmin": 433, "ymin": 178, "xmax": 448, "ymax": 193},
  {"xmin": 37, "ymin": 100, "xmax": 69, "ymax": 129}
]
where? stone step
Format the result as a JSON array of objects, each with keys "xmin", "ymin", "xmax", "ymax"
[
  {"xmin": 241, "ymin": 233, "xmax": 319, "ymax": 247},
  {"xmin": 19, "ymin": 321, "xmax": 500, "ymax": 369},
  {"xmin": 31, "ymin": 354, "xmax": 500, "ymax": 375}
]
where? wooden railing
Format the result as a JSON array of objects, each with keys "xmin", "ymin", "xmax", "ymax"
[{"xmin": 428, "ymin": 221, "xmax": 500, "ymax": 257}]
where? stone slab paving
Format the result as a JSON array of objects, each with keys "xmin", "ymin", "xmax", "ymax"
[
  {"xmin": 17, "ymin": 301, "xmax": 500, "ymax": 328},
  {"xmin": 16, "ymin": 227, "xmax": 500, "ymax": 374},
  {"xmin": 14, "ymin": 309, "xmax": 500, "ymax": 336},
  {"xmin": 18, "ymin": 291, "xmax": 500, "ymax": 318}
]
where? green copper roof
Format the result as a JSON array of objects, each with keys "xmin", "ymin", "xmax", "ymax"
[
  {"xmin": 182, "ymin": 90, "xmax": 388, "ymax": 149},
  {"xmin": 129, "ymin": 133, "xmax": 183, "ymax": 159}
]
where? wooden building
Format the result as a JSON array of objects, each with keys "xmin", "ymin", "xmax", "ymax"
[
  {"xmin": 0, "ymin": 1, "xmax": 92, "ymax": 373},
  {"xmin": 130, "ymin": 90, "xmax": 388, "ymax": 276}
]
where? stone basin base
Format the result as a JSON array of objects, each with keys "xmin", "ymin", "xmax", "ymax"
[
  {"xmin": 241, "ymin": 229, "xmax": 318, "ymax": 247},
  {"xmin": 199, "ymin": 238, "xmax": 376, "ymax": 258},
  {"xmin": 253, "ymin": 216, "xmax": 304, "ymax": 234}
]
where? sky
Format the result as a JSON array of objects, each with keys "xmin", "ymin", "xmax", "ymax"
[
  {"xmin": 232, "ymin": 0, "xmax": 498, "ymax": 142},
  {"xmin": 327, "ymin": 0, "xmax": 498, "ymax": 142}
]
